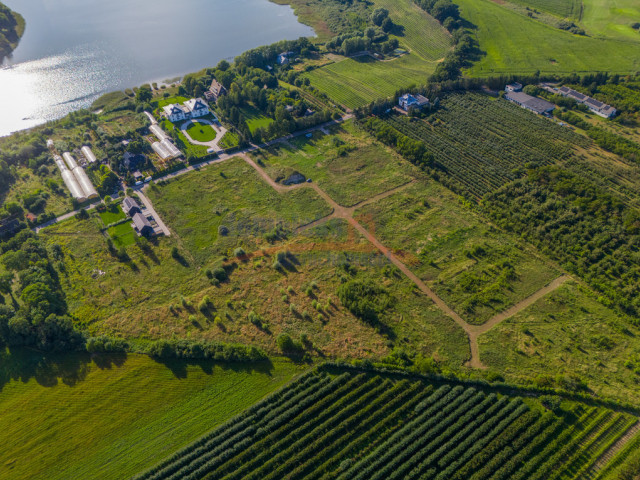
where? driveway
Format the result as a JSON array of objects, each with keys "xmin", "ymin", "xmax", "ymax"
[{"xmin": 180, "ymin": 118, "xmax": 228, "ymax": 152}]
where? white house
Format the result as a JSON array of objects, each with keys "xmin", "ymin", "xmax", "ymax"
[
  {"xmin": 505, "ymin": 82, "xmax": 523, "ymax": 92},
  {"xmin": 557, "ymin": 86, "xmax": 617, "ymax": 118},
  {"xmin": 162, "ymin": 98, "xmax": 210, "ymax": 122},
  {"xmin": 399, "ymin": 94, "xmax": 430, "ymax": 111}
]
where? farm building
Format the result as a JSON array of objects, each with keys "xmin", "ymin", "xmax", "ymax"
[
  {"xmin": 150, "ymin": 124, "xmax": 169, "ymax": 141},
  {"xmin": 55, "ymin": 155, "xmax": 87, "ymax": 201},
  {"xmin": 504, "ymin": 91, "xmax": 555, "ymax": 115},
  {"xmin": 162, "ymin": 98, "xmax": 209, "ymax": 122},
  {"xmin": 122, "ymin": 197, "xmax": 141, "ymax": 217},
  {"xmin": 62, "ymin": 153, "xmax": 99, "ymax": 199},
  {"xmin": 81, "ymin": 146, "xmax": 97, "ymax": 164},
  {"xmin": 557, "ymin": 86, "xmax": 617, "ymax": 118},
  {"xmin": 505, "ymin": 82, "xmax": 523, "ymax": 92},
  {"xmin": 399, "ymin": 94, "xmax": 430, "ymax": 111},
  {"xmin": 132, "ymin": 213, "xmax": 153, "ymax": 237},
  {"xmin": 152, "ymin": 138, "xmax": 181, "ymax": 160}
]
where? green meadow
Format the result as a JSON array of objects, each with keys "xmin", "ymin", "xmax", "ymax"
[
  {"xmin": 458, "ymin": 0, "xmax": 640, "ymax": 76},
  {"xmin": 0, "ymin": 351, "xmax": 303, "ymax": 480}
]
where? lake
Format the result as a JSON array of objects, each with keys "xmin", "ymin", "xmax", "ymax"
[{"xmin": 0, "ymin": 0, "xmax": 315, "ymax": 137}]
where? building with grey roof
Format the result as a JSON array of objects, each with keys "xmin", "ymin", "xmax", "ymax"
[
  {"xmin": 122, "ymin": 197, "xmax": 141, "ymax": 217},
  {"xmin": 132, "ymin": 212, "xmax": 153, "ymax": 237},
  {"xmin": 556, "ymin": 86, "xmax": 617, "ymax": 118},
  {"xmin": 505, "ymin": 91, "xmax": 556, "ymax": 115}
]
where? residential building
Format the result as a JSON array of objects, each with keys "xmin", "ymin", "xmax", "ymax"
[
  {"xmin": 505, "ymin": 82, "xmax": 523, "ymax": 92},
  {"xmin": 122, "ymin": 197, "xmax": 141, "ymax": 217},
  {"xmin": 399, "ymin": 94, "xmax": 430, "ymax": 111},
  {"xmin": 504, "ymin": 91, "xmax": 555, "ymax": 115},
  {"xmin": 205, "ymin": 79, "xmax": 227, "ymax": 102},
  {"xmin": 557, "ymin": 86, "xmax": 617, "ymax": 118},
  {"xmin": 162, "ymin": 97, "xmax": 210, "ymax": 122},
  {"xmin": 132, "ymin": 212, "xmax": 153, "ymax": 237}
]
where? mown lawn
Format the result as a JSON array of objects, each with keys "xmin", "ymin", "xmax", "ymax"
[
  {"xmin": 0, "ymin": 350, "xmax": 303, "ymax": 480},
  {"xmin": 479, "ymin": 281, "xmax": 640, "ymax": 405},
  {"xmin": 458, "ymin": 0, "xmax": 640, "ymax": 76},
  {"xmin": 99, "ymin": 204, "xmax": 126, "ymax": 225},
  {"xmin": 252, "ymin": 120, "xmax": 418, "ymax": 207},
  {"xmin": 219, "ymin": 131, "xmax": 240, "ymax": 149},
  {"xmin": 107, "ymin": 221, "xmax": 136, "ymax": 247},
  {"xmin": 354, "ymin": 179, "xmax": 560, "ymax": 325},
  {"xmin": 186, "ymin": 122, "xmax": 217, "ymax": 142}
]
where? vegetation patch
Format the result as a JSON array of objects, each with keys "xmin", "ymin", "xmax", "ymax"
[
  {"xmin": 0, "ymin": 350, "xmax": 302, "ymax": 480},
  {"xmin": 132, "ymin": 367, "xmax": 639, "ymax": 480},
  {"xmin": 185, "ymin": 122, "xmax": 217, "ymax": 142}
]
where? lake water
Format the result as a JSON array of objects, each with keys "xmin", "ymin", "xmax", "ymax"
[{"xmin": 0, "ymin": 0, "xmax": 315, "ymax": 137}]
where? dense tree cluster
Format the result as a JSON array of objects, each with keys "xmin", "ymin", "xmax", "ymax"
[
  {"xmin": 484, "ymin": 166, "xmax": 640, "ymax": 318},
  {"xmin": 0, "ymin": 2, "xmax": 22, "ymax": 61},
  {"xmin": 0, "ymin": 230, "xmax": 83, "ymax": 351},
  {"xmin": 337, "ymin": 278, "xmax": 393, "ymax": 326}
]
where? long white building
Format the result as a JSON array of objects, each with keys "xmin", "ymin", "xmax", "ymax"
[
  {"xmin": 54, "ymin": 155, "xmax": 86, "ymax": 201},
  {"xmin": 62, "ymin": 153, "xmax": 99, "ymax": 199},
  {"xmin": 81, "ymin": 146, "xmax": 98, "ymax": 164}
]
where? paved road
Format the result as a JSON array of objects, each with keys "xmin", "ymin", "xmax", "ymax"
[{"xmin": 136, "ymin": 188, "xmax": 171, "ymax": 237}]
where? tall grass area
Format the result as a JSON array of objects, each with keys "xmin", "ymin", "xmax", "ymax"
[
  {"xmin": 507, "ymin": 0, "xmax": 580, "ymax": 18},
  {"xmin": 304, "ymin": 0, "xmax": 451, "ymax": 109},
  {"xmin": 0, "ymin": 350, "xmax": 303, "ymax": 480},
  {"xmin": 458, "ymin": 0, "xmax": 640, "ymax": 76}
]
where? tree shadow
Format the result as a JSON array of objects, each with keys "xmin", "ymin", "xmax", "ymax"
[{"xmin": 150, "ymin": 356, "xmax": 275, "ymax": 380}]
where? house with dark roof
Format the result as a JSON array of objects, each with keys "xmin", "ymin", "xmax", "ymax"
[
  {"xmin": 122, "ymin": 197, "xmax": 141, "ymax": 217},
  {"xmin": 505, "ymin": 91, "xmax": 555, "ymax": 115},
  {"xmin": 399, "ymin": 94, "xmax": 430, "ymax": 111},
  {"xmin": 132, "ymin": 212, "xmax": 153, "ymax": 237},
  {"xmin": 556, "ymin": 86, "xmax": 617, "ymax": 118},
  {"xmin": 123, "ymin": 152, "xmax": 146, "ymax": 171}
]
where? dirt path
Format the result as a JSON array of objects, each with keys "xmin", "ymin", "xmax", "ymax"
[
  {"xmin": 239, "ymin": 153, "xmax": 574, "ymax": 368},
  {"xmin": 580, "ymin": 420, "xmax": 640, "ymax": 479}
]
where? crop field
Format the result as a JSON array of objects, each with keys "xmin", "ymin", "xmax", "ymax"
[
  {"xmin": 354, "ymin": 179, "xmax": 559, "ymax": 325},
  {"xmin": 457, "ymin": 0, "xmax": 640, "ymax": 76},
  {"xmin": 507, "ymin": 0, "xmax": 581, "ymax": 18},
  {"xmin": 133, "ymin": 368, "xmax": 639, "ymax": 480},
  {"xmin": 303, "ymin": 0, "xmax": 451, "ymax": 109},
  {"xmin": 479, "ymin": 280, "xmax": 640, "ymax": 405},
  {"xmin": 0, "ymin": 350, "xmax": 302, "ymax": 480},
  {"xmin": 252, "ymin": 120, "xmax": 418, "ymax": 206},
  {"xmin": 382, "ymin": 93, "xmax": 589, "ymax": 198}
]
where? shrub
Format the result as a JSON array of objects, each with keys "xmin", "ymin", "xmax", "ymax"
[
  {"xmin": 234, "ymin": 247, "xmax": 246, "ymax": 258},
  {"xmin": 213, "ymin": 267, "xmax": 227, "ymax": 281},
  {"xmin": 248, "ymin": 310, "xmax": 263, "ymax": 328},
  {"xmin": 337, "ymin": 279, "xmax": 393, "ymax": 325},
  {"xmin": 277, "ymin": 333, "xmax": 304, "ymax": 354},
  {"xmin": 273, "ymin": 260, "xmax": 283, "ymax": 271}
]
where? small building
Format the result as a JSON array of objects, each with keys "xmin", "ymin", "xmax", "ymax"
[
  {"xmin": 504, "ymin": 91, "xmax": 555, "ymax": 115},
  {"xmin": 162, "ymin": 98, "xmax": 210, "ymax": 122},
  {"xmin": 399, "ymin": 94, "xmax": 430, "ymax": 111},
  {"xmin": 122, "ymin": 197, "xmax": 141, "ymax": 217},
  {"xmin": 123, "ymin": 152, "xmax": 146, "ymax": 171},
  {"xmin": 278, "ymin": 52, "xmax": 291, "ymax": 65},
  {"xmin": 505, "ymin": 82, "xmax": 523, "ymax": 92},
  {"xmin": 557, "ymin": 86, "xmax": 617, "ymax": 118},
  {"xmin": 25, "ymin": 212, "xmax": 37, "ymax": 223},
  {"xmin": 151, "ymin": 138, "xmax": 181, "ymax": 160},
  {"xmin": 132, "ymin": 212, "xmax": 153, "ymax": 237},
  {"xmin": 205, "ymin": 79, "xmax": 227, "ymax": 102}
]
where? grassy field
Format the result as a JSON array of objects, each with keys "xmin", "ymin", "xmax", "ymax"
[
  {"xmin": 107, "ymin": 221, "xmax": 136, "ymax": 247},
  {"xmin": 252, "ymin": 120, "xmax": 417, "ymax": 206},
  {"xmin": 354, "ymin": 179, "xmax": 559, "ymax": 325},
  {"xmin": 219, "ymin": 131, "xmax": 240, "ymax": 150},
  {"xmin": 458, "ymin": 0, "xmax": 640, "ymax": 76},
  {"xmin": 479, "ymin": 280, "xmax": 640, "ymax": 405},
  {"xmin": 40, "ymin": 156, "xmax": 470, "ymax": 364},
  {"xmin": 303, "ymin": 0, "xmax": 451, "ymax": 109},
  {"xmin": 507, "ymin": 0, "xmax": 581, "ymax": 18},
  {"xmin": 185, "ymin": 122, "xmax": 217, "ymax": 142},
  {"xmin": 99, "ymin": 204, "xmax": 126, "ymax": 225},
  {"xmin": 581, "ymin": 0, "xmax": 640, "ymax": 41},
  {"xmin": 133, "ymin": 367, "xmax": 639, "ymax": 480},
  {"xmin": 0, "ymin": 350, "xmax": 303, "ymax": 480},
  {"xmin": 241, "ymin": 105, "xmax": 274, "ymax": 133}
]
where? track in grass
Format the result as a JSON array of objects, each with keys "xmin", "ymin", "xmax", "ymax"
[{"xmin": 132, "ymin": 367, "xmax": 638, "ymax": 480}]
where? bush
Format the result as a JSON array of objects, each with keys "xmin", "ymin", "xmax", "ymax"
[
  {"xmin": 337, "ymin": 279, "xmax": 393, "ymax": 325},
  {"xmin": 234, "ymin": 247, "xmax": 246, "ymax": 258},
  {"xmin": 248, "ymin": 310, "xmax": 263, "ymax": 328},
  {"xmin": 277, "ymin": 333, "xmax": 303, "ymax": 355}
]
